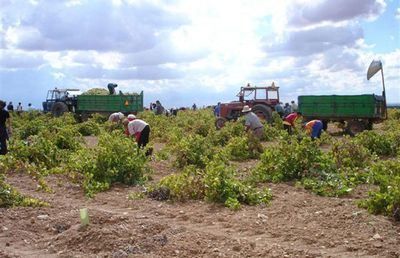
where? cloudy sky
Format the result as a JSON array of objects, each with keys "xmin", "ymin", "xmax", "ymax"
[{"xmin": 0, "ymin": 0, "xmax": 399, "ymax": 109}]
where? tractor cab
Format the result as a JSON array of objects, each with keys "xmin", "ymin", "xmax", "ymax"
[
  {"xmin": 43, "ymin": 88, "xmax": 81, "ymax": 115},
  {"xmin": 237, "ymin": 82, "xmax": 280, "ymax": 106},
  {"xmin": 216, "ymin": 82, "xmax": 280, "ymax": 129}
]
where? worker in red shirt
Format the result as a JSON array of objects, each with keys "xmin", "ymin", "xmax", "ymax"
[
  {"xmin": 304, "ymin": 120, "xmax": 323, "ymax": 139},
  {"xmin": 283, "ymin": 112, "xmax": 302, "ymax": 134}
]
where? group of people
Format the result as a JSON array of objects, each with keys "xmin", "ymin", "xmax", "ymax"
[
  {"xmin": 282, "ymin": 111, "xmax": 323, "ymax": 139},
  {"xmin": 241, "ymin": 104, "xmax": 323, "ymax": 140},
  {"xmin": 0, "ymin": 100, "xmax": 36, "ymax": 155},
  {"xmin": 149, "ymin": 100, "xmax": 165, "ymax": 115},
  {"xmin": 274, "ymin": 100, "xmax": 298, "ymax": 118},
  {"xmin": 108, "ymin": 112, "xmax": 151, "ymax": 152},
  {"xmin": 4, "ymin": 102, "xmax": 27, "ymax": 115}
]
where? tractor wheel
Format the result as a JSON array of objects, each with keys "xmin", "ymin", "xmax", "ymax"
[
  {"xmin": 51, "ymin": 102, "xmax": 68, "ymax": 117},
  {"xmin": 366, "ymin": 120, "xmax": 373, "ymax": 130},
  {"xmin": 215, "ymin": 117, "xmax": 227, "ymax": 129},
  {"xmin": 252, "ymin": 105, "xmax": 273, "ymax": 123},
  {"xmin": 346, "ymin": 120, "xmax": 366, "ymax": 136}
]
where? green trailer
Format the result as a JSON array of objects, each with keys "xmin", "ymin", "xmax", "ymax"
[
  {"xmin": 43, "ymin": 88, "xmax": 144, "ymax": 118},
  {"xmin": 298, "ymin": 94, "xmax": 386, "ymax": 135},
  {"xmin": 77, "ymin": 92, "xmax": 144, "ymax": 116}
]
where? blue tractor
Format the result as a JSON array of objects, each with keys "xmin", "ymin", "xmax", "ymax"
[{"xmin": 42, "ymin": 88, "xmax": 81, "ymax": 117}]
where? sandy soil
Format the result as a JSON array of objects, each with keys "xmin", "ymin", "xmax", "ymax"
[{"xmin": 1, "ymin": 139, "xmax": 399, "ymax": 258}]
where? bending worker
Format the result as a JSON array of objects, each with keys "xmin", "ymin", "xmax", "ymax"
[
  {"xmin": 242, "ymin": 105, "xmax": 264, "ymax": 139},
  {"xmin": 108, "ymin": 112, "xmax": 124, "ymax": 123},
  {"xmin": 283, "ymin": 112, "xmax": 302, "ymax": 134},
  {"xmin": 304, "ymin": 120, "xmax": 323, "ymax": 139},
  {"xmin": 123, "ymin": 116, "xmax": 151, "ymax": 148}
]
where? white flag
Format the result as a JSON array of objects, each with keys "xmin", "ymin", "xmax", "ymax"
[{"xmin": 367, "ymin": 60, "xmax": 382, "ymax": 80}]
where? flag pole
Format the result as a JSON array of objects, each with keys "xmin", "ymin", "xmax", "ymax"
[{"xmin": 380, "ymin": 65, "xmax": 387, "ymax": 119}]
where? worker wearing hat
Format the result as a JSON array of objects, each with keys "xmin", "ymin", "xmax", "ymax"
[
  {"xmin": 242, "ymin": 105, "xmax": 264, "ymax": 139},
  {"xmin": 108, "ymin": 112, "xmax": 124, "ymax": 123},
  {"xmin": 127, "ymin": 114, "xmax": 136, "ymax": 121}
]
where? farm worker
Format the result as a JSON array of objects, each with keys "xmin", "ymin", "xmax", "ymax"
[
  {"xmin": 283, "ymin": 112, "xmax": 302, "ymax": 134},
  {"xmin": 7, "ymin": 102, "xmax": 14, "ymax": 112},
  {"xmin": 291, "ymin": 100, "xmax": 298, "ymax": 112},
  {"xmin": 123, "ymin": 116, "xmax": 151, "ymax": 148},
  {"xmin": 0, "ymin": 100, "xmax": 12, "ymax": 155},
  {"xmin": 16, "ymin": 102, "xmax": 23, "ymax": 115},
  {"xmin": 214, "ymin": 102, "xmax": 221, "ymax": 117},
  {"xmin": 27, "ymin": 103, "xmax": 35, "ymax": 111},
  {"xmin": 108, "ymin": 112, "xmax": 124, "ymax": 123},
  {"xmin": 304, "ymin": 120, "xmax": 323, "ymax": 139},
  {"xmin": 283, "ymin": 103, "xmax": 292, "ymax": 116},
  {"xmin": 155, "ymin": 100, "xmax": 165, "ymax": 115},
  {"xmin": 274, "ymin": 102, "xmax": 284, "ymax": 118},
  {"xmin": 127, "ymin": 114, "xmax": 136, "ymax": 121},
  {"xmin": 242, "ymin": 105, "xmax": 264, "ymax": 139},
  {"xmin": 107, "ymin": 83, "xmax": 118, "ymax": 95}
]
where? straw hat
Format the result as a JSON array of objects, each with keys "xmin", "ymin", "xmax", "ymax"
[
  {"xmin": 118, "ymin": 112, "xmax": 125, "ymax": 119},
  {"xmin": 242, "ymin": 105, "xmax": 252, "ymax": 113}
]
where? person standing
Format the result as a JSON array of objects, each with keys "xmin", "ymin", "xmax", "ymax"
[
  {"xmin": 283, "ymin": 112, "xmax": 302, "ymax": 134},
  {"xmin": 27, "ymin": 103, "xmax": 35, "ymax": 111},
  {"xmin": 0, "ymin": 100, "xmax": 12, "ymax": 155},
  {"xmin": 7, "ymin": 102, "xmax": 14, "ymax": 112},
  {"xmin": 304, "ymin": 120, "xmax": 323, "ymax": 139},
  {"xmin": 291, "ymin": 100, "xmax": 298, "ymax": 112},
  {"xmin": 284, "ymin": 103, "xmax": 292, "ymax": 117},
  {"xmin": 123, "ymin": 116, "xmax": 151, "ymax": 148},
  {"xmin": 274, "ymin": 102, "xmax": 284, "ymax": 118},
  {"xmin": 155, "ymin": 100, "xmax": 164, "ymax": 115},
  {"xmin": 242, "ymin": 105, "xmax": 264, "ymax": 139},
  {"xmin": 16, "ymin": 102, "xmax": 23, "ymax": 116},
  {"xmin": 214, "ymin": 102, "xmax": 221, "ymax": 117},
  {"xmin": 192, "ymin": 103, "xmax": 197, "ymax": 110}
]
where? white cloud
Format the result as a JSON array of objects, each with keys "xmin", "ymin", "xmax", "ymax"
[
  {"xmin": 0, "ymin": 0, "xmax": 399, "ymax": 107},
  {"xmin": 265, "ymin": 25, "xmax": 363, "ymax": 57},
  {"xmin": 0, "ymin": 50, "xmax": 45, "ymax": 70},
  {"xmin": 396, "ymin": 8, "xmax": 400, "ymax": 20},
  {"xmin": 286, "ymin": 0, "xmax": 385, "ymax": 27}
]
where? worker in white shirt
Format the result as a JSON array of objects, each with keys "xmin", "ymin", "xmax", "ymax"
[
  {"xmin": 123, "ymin": 115, "xmax": 150, "ymax": 148},
  {"xmin": 108, "ymin": 112, "xmax": 124, "ymax": 123}
]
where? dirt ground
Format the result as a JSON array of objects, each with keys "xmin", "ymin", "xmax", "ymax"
[{"xmin": 1, "ymin": 138, "xmax": 399, "ymax": 257}]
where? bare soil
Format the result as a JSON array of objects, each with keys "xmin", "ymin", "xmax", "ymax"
[{"xmin": 1, "ymin": 139, "xmax": 399, "ymax": 258}]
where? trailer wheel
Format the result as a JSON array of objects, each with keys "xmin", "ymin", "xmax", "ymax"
[
  {"xmin": 252, "ymin": 105, "xmax": 272, "ymax": 123},
  {"xmin": 215, "ymin": 117, "xmax": 227, "ymax": 129},
  {"xmin": 346, "ymin": 120, "xmax": 366, "ymax": 136},
  {"xmin": 366, "ymin": 120, "xmax": 373, "ymax": 130},
  {"xmin": 51, "ymin": 102, "xmax": 68, "ymax": 117}
]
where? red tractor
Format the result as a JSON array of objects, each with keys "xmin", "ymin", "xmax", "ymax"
[{"xmin": 215, "ymin": 82, "xmax": 280, "ymax": 129}]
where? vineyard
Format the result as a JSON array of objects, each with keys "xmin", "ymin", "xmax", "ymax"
[{"xmin": 1, "ymin": 109, "xmax": 400, "ymax": 257}]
